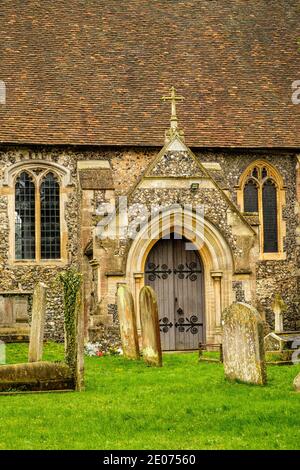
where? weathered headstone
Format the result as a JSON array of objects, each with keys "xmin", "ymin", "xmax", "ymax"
[
  {"xmin": 59, "ymin": 269, "xmax": 85, "ymax": 391},
  {"xmin": 139, "ymin": 286, "xmax": 162, "ymax": 367},
  {"xmin": 0, "ymin": 340, "xmax": 5, "ymax": 365},
  {"xmin": 293, "ymin": 372, "xmax": 300, "ymax": 392},
  {"xmin": 28, "ymin": 282, "xmax": 47, "ymax": 363},
  {"xmin": 64, "ymin": 286, "xmax": 85, "ymax": 391},
  {"xmin": 222, "ymin": 302, "xmax": 266, "ymax": 385},
  {"xmin": 117, "ymin": 285, "xmax": 140, "ymax": 360},
  {"xmin": 272, "ymin": 294, "xmax": 286, "ymax": 333},
  {"xmin": 74, "ymin": 286, "xmax": 85, "ymax": 391}
]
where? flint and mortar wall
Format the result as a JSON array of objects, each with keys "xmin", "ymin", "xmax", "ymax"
[{"xmin": 0, "ymin": 145, "xmax": 299, "ymax": 343}]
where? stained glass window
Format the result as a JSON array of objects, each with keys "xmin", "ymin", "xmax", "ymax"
[
  {"xmin": 244, "ymin": 179, "xmax": 258, "ymax": 212},
  {"xmin": 15, "ymin": 172, "xmax": 36, "ymax": 259},
  {"xmin": 263, "ymin": 180, "xmax": 278, "ymax": 253},
  {"xmin": 40, "ymin": 173, "xmax": 61, "ymax": 259}
]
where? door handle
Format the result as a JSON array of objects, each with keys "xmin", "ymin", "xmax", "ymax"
[{"xmin": 175, "ymin": 297, "xmax": 178, "ymax": 303}]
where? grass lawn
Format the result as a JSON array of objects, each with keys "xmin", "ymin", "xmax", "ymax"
[{"xmin": 0, "ymin": 342, "xmax": 300, "ymax": 450}]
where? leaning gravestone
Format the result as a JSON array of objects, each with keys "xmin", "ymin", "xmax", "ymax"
[
  {"xmin": 222, "ymin": 302, "xmax": 266, "ymax": 385},
  {"xmin": 139, "ymin": 286, "xmax": 162, "ymax": 367},
  {"xmin": 28, "ymin": 282, "xmax": 47, "ymax": 363},
  {"xmin": 117, "ymin": 285, "xmax": 140, "ymax": 360}
]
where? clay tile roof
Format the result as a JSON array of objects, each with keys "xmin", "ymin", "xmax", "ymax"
[{"xmin": 0, "ymin": 0, "xmax": 299, "ymax": 148}]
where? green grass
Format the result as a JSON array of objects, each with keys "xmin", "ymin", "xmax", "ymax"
[{"xmin": 0, "ymin": 342, "xmax": 300, "ymax": 450}]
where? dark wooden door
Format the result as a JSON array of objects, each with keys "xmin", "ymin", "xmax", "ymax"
[{"xmin": 145, "ymin": 235, "xmax": 204, "ymax": 351}]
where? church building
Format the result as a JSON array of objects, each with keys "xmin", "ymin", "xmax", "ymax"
[{"xmin": 0, "ymin": 2, "xmax": 299, "ymax": 350}]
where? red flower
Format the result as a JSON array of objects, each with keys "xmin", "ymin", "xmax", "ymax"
[{"xmin": 96, "ymin": 351, "xmax": 104, "ymax": 357}]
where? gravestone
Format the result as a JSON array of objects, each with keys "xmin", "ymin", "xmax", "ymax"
[
  {"xmin": 0, "ymin": 340, "xmax": 5, "ymax": 365},
  {"xmin": 0, "ymin": 296, "xmax": 13, "ymax": 325},
  {"xmin": 139, "ymin": 286, "xmax": 162, "ymax": 367},
  {"xmin": 117, "ymin": 285, "xmax": 140, "ymax": 360},
  {"xmin": 272, "ymin": 294, "xmax": 286, "ymax": 333},
  {"xmin": 264, "ymin": 331, "xmax": 300, "ymax": 352},
  {"xmin": 28, "ymin": 282, "xmax": 47, "ymax": 363},
  {"xmin": 293, "ymin": 372, "xmax": 300, "ymax": 392},
  {"xmin": 74, "ymin": 287, "xmax": 85, "ymax": 391},
  {"xmin": 64, "ymin": 286, "xmax": 85, "ymax": 391},
  {"xmin": 222, "ymin": 302, "xmax": 266, "ymax": 385}
]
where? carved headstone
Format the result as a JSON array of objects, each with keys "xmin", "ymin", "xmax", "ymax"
[
  {"xmin": 117, "ymin": 285, "xmax": 140, "ymax": 360},
  {"xmin": 222, "ymin": 302, "xmax": 266, "ymax": 385},
  {"xmin": 272, "ymin": 294, "xmax": 286, "ymax": 333},
  {"xmin": 139, "ymin": 286, "xmax": 162, "ymax": 367},
  {"xmin": 28, "ymin": 283, "xmax": 47, "ymax": 363}
]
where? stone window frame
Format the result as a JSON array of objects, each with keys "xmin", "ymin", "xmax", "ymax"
[
  {"xmin": 237, "ymin": 160, "xmax": 286, "ymax": 261},
  {"xmin": 4, "ymin": 160, "xmax": 71, "ymax": 265}
]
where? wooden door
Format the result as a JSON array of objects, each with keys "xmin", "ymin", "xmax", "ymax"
[{"xmin": 144, "ymin": 235, "xmax": 204, "ymax": 351}]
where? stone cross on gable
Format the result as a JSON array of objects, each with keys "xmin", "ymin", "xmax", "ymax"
[{"xmin": 161, "ymin": 86, "xmax": 185, "ymax": 142}]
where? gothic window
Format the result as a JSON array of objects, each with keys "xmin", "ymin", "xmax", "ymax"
[
  {"xmin": 15, "ymin": 172, "xmax": 36, "ymax": 260},
  {"xmin": 244, "ymin": 179, "xmax": 258, "ymax": 213},
  {"xmin": 40, "ymin": 173, "xmax": 61, "ymax": 259},
  {"xmin": 14, "ymin": 169, "xmax": 61, "ymax": 261},
  {"xmin": 240, "ymin": 162, "xmax": 283, "ymax": 255},
  {"xmin": 262, "ymin": 180, "xmax": 278, "ymax": 253}
]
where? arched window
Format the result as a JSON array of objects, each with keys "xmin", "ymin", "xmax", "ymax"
[
  {"xmin": 14, "ymin": 169, "xmax": 61, "ymax": 261},
  {"xmin": 40, "ymin": 173, "xmax": 61, "ymax": 259},
  {"xmin": 239, "ymin": 162, "xmax": 284, "ymax": 256},
  {"xmin": 244, "ymin": 179, "xmax": 258, "ymax": 213},
  {"xmin": 15, "ymin": 172, "xmax": 36, "ymax": 260},
  {"xmin": 262, "ymin": 180, "xmax": 278, "ymax": 253}
]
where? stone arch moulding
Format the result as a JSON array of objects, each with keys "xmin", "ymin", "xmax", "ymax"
[
  {"xmin": 238, "ymin": 159, "xmax": 285, "ymax": 193},
  {"xmin": 2, "ymin": 160, "xmax": 72, "ymax": 187},
  {"xmin": 125, "ymin": 207, "xmax": 234, "ymax": 344}
]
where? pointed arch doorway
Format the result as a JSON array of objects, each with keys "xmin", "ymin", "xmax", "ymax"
[{"xmin": 144, "ymin": 234, "xmax": 205, "ymax": 351}]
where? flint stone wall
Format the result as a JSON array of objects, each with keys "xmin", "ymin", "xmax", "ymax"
[
  {"xmin": 0, "ymin": 144, "xmax": 299, "ymax": 343},
  {"xmin": 196, "ymin": 150, "xmax": 299, "ymax": 330}
]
